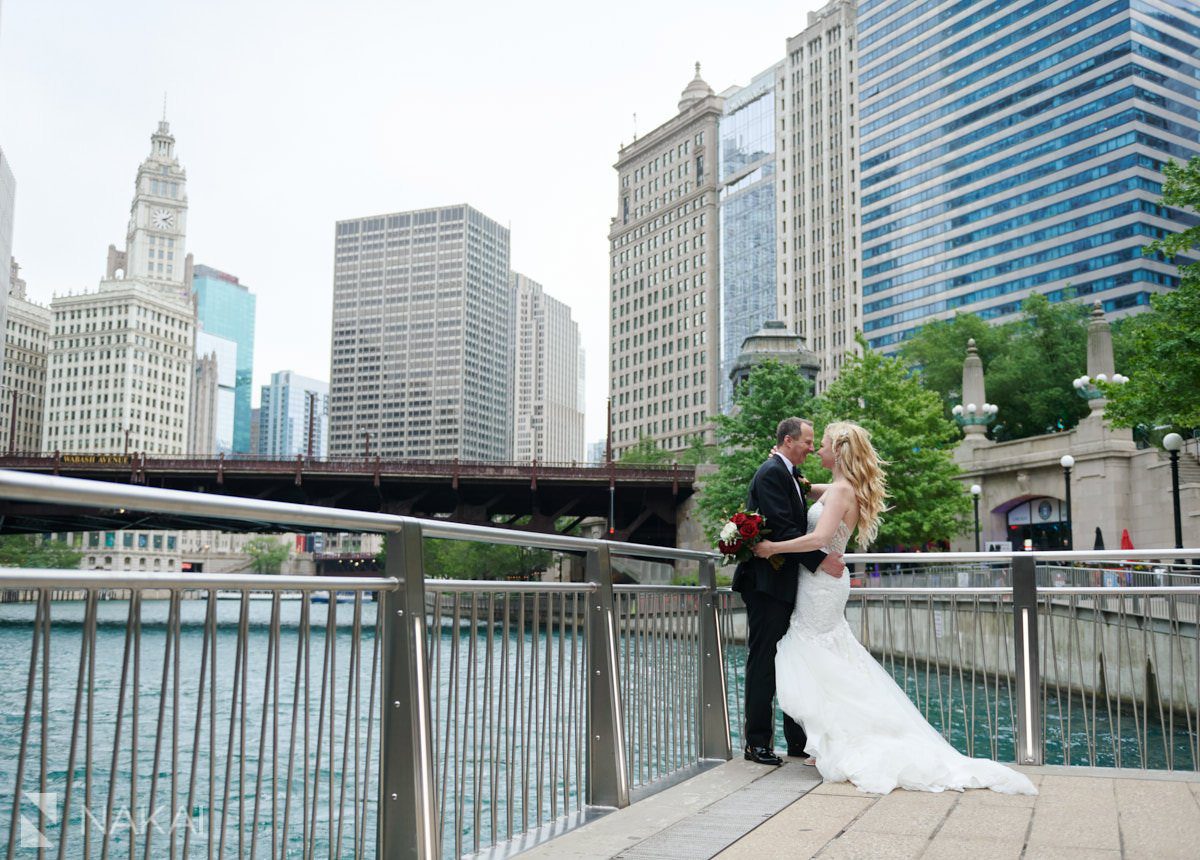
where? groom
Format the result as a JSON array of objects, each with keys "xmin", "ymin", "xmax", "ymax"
[{"xmin": 733, "ymin": 417, "xmax": 844, "ymax": 765}]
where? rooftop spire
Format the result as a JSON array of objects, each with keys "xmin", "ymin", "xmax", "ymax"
[{"xmin": 678, "ymin": 62, "xmax": 714, "ymax": 112}]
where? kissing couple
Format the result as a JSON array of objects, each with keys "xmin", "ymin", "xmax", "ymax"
[{"xmin": 731, "ymin": 416, "xmax": 1036, "ymax": 795}]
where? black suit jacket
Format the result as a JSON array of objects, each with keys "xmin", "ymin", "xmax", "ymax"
[{"xmin": 731, "ymin": 455, "xmax": 829, "ymax": 605}]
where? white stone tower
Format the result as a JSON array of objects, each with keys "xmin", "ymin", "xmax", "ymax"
[
  {"xmin": 44, "ymin": 118, "xmax": 196, "ymax": 455},
  {"xmin": 107, "ymin": 117, "xmax": 193, "ymax": 298}
]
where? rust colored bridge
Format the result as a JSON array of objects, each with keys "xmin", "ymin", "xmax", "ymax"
[{"xmin": 0, "ymin": 454, "xmax": 698, "ymax": 547}]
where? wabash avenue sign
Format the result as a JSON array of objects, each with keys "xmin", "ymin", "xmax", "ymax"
[{"xmin": 61, "ymin": 454, "xmax": 131, "ymax": 466}]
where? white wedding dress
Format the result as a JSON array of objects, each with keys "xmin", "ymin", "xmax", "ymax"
[{"xmin": 774, "ymin": 502, "xmax": 1037, "ymax": 795}]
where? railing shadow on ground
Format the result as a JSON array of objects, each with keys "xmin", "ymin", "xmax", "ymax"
[{"xmin": 0, "ymin": 468, "xmax": 1197, "ymax": 859}]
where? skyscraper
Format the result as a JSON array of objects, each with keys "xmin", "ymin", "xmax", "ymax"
[
  {"xmin": 258, "ymin": 370, "xmax": 329, "ymax": 459},
  {"xmin": 511, "ymin": 272, "xmax": 585, "ymax": 463},
  {"xmin": 2, "ymin": 261, "xmax": 50, "ymax": 454},
  {"xmin": 192, "ymin": 264, "xmax": 256, "ymax": 452},
  {"xmin": 188, "ymin": 329, "xmax": 237, "ymax": 455},
  {"xmin": 777, "ymin": 0, "xmax": 860, "ymax": 389},
  {"xmin": 857, "ymin": 0, "xmax": 1200, "ymax": 350},
  {"xmin": 0, "ymin": 146, "xmax": 15, "ymax": 345},
  {"xmin": 43, "ymin": 120, "xmax": 195, "ymax": 455},
  {"xmin": 609, "ymin": 65, "xmax": 722, "ymax": 458},
  {"xmin": 718, "ymin": 63, "xmax": 782, "ymax": 410},
  {"xmin": 329, "ymin": 205, "xmax": 511, "ymax": 460}
]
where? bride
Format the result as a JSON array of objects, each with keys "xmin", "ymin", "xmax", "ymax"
[{"xmin": 753, "ymin": 421, "xmax": 1036, "ymax": 796}]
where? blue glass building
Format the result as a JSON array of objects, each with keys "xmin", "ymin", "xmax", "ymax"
[
  {"xmin": 857, "ymin": 0, "xmax": 1200, "ymax": 350},
  {"xmin": 192, "ymin": 264, "xmax": 256, "ymax": 452},
  {"xmin": 718, "ymin": 65, "xmax": 780, "ymax": 411},
  {"xmin": 258, "ymin": 370, "xmax": 328, "ymax": 458}
]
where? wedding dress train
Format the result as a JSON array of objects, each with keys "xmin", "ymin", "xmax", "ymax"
[{"xmin": 774, "ymin": 503, "xmax": 1037, "ymax": 795}]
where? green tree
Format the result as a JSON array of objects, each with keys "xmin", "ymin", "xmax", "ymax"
[
  {"xmin": 899, "ymin": 312, "xmax": 1012, "ymax": 417},
  {"xmin": 676, "ymin": 434, "xmax": 716, "ymax": 465},
  {"xmin": 422, "ymin": 539, "xmax": 551, "ymax": 580},
  {"xmin": 900, "ymin": 294, "xmax": 1090, "ymax": 441},
  {"xmin": 1104, "ymin": 156, "xmax": 1200, "ymax": 431},
  {"xmin": 984, "ymin": 293, "xmax": 1091, "ymax": 440},
  {"xmin": 809, "ymin": 342, "xmax": 970, "ymax": 549},
  {"xmin": 244, "ymin": 536, "xmax": 290, "ymax": 574},
  {"xmin": 0, "ymin": 534, "xmax": 85, "ymax": 568},
  {"xmin": 696, "ymin": 360, "xmax": 815, "ymax": 539}
]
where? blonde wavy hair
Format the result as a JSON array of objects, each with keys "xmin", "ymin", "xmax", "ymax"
[{"xmin": 824, "ymin": 421, "xmax": 889, "ymax": 549}]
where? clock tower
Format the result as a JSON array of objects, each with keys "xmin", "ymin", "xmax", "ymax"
[{"xmin": 123, "ymin": 118, "xmax": 189, "ymax": 293}]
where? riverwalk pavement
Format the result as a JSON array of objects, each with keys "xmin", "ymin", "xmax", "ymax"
[{"xmin": 518, "ymin": 757, "xmax": 1200, "ymax": 859}]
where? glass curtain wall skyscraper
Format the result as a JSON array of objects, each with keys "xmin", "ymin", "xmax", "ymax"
[
  {"xmin": 258, "ymin": 370, "xmax": 328, "ymax": 458},
  {"xmin": 192, "ymin": 265, "xmax": 256, "ymax": 451},
  {"xmin": 190, "ymin": 329, "xmax": 237, "ymax": 454},
  {"xmin": 718, "ymin": 64, "xmax": 780, "ymax": 412},
  {"xmin": 857, "ymin": 0, "xmax": 1200, "ymax": 350}
]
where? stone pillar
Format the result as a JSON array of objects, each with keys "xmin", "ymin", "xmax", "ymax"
[
  {"xmin": 955, "ymin": 338, "xmax": 995, "ymax": 446},
  {"xmin": 1085, "ymin": 302, "xmax": 1115, "ymax": 416}
]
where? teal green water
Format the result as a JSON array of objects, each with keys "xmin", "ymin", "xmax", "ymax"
[{"xmin": 1, "ymin": 599, "xmax": 1196, "ymax": 858}]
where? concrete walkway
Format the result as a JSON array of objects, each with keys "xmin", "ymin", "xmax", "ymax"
[{"xmin": 519, "ymin": 759, "xmax": 1200, "ymax": 859}]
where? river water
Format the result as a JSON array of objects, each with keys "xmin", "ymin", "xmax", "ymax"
[{"xmin": 0, "ymin": 597, "xmax": 1194, "ymax": 857}]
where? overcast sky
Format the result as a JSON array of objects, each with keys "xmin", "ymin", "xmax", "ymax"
[{"xmin": 0, "ymin": 0, "xmax": 827, "ymax": 443}]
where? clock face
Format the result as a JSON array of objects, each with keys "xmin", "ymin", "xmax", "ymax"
[{"xmin": 151, "ymin": 208, "xmax": 175, "ymax": 230}]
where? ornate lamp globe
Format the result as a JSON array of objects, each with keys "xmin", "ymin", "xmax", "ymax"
[{"xmin": 954, "ymin": 401, "xmax": 997, "ymax": 428}]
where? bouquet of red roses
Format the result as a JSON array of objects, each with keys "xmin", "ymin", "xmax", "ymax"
[{"xmin": 716, "ymin": 508, "xmax": 781, "ymax": 569}]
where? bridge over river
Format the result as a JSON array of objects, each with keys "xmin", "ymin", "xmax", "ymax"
[{"xmin": 0, "ymin": 454, "xmax": 696, "ymax": 546}]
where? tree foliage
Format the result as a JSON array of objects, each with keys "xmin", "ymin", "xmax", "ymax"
[
  {"xmin": 899, "ymin": 312, "xmax": 1010, "ymax": 417},
  {"xmin": 695, "ymin": 361, "xmax": 816, "ymax": 541},
  {"xmin": 0, "ymin": 534, "xmax": 85, "ymax": 568},
  {"xmin": 1104, "ymin": 156, "xmax": 1200, "ymax": 431},
  {"xmin": 900, "ymin": 294, "xmax": 1090, "ymax": 440},
  {"xmin": 983, "ymin": 294, "xmax": 1091, "ymax": 440},
  {"xmin": 809, "ymin": 342, "xmax": 970, "ymax": 549},
  {"xmin": 422, "ymin": 539, "xmax": 552, "ymax": 580},
  {"xmin": 244, "ymin": 536, "xmax": 290, "ymax": 574}
]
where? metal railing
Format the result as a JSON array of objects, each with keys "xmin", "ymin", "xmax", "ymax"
[
  {"xmin": 0, "ymin": 470, "xmax": 723, "ymax": 860},
  {"xmin": 1, "ymin": 468, "xmax": 1198, "ymax": 859}
]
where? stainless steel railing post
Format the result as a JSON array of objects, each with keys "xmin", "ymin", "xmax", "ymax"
[
  {"xmin": 697, "ymin": 557, "xmax": 731, "ymax": 761},
  {"xmin": 1012, "ymin": 554, "xmax": 1043, "ymax": 766},
  {"xmin": 377, "ymin": 521, "xmax": 440, "ymax": 858},
  {"xmin": 584, "ymin": 544, "xmax": 630, "ymax": 808}
]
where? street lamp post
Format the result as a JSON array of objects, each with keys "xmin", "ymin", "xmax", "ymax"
[
  {"xmin": 970, "ymin": 484, "xmax": 982, "ymax": 552},
  {"xmin": 1164, "ymin": 432, "xmax": 1184, "ymax": 549},
  {"xmin": 1060, "ymin": 454, "xmax": 1075, "ymax": 550}
]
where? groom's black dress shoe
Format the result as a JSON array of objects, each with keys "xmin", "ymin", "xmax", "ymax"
[
  {"xmin": 743, "ymin": 746, "xmax": 783, "ymax": 766},
  {"xmin": 786, "ymin": 747, "xmax": 807, "ymax": 758}
]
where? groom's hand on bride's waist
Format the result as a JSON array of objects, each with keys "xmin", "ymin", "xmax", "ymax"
[{"xmin": 819, "ymin": 552, "xmax": 845, "ymax": 578}]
